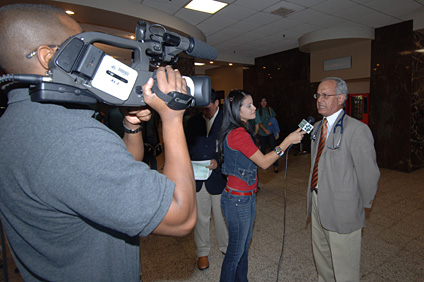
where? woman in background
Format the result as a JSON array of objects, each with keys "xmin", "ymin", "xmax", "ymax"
[
  {"xmin": 217, "ymin": 90, "xmax": 304, "ymax": 282},
  {"xmin": 255, "ymin": 96, "xmax": 280, "ymax": 172}
]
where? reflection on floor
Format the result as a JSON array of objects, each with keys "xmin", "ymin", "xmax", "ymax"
[{"xmin": 1, "ymin": 151, "xmax": 423, "ymax": 282}]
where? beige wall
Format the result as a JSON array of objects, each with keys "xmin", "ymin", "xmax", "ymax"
[
  {"xmin": 346, "ymin": 78, "xmax": 370, "ymax": 94},
  {"xmin": 205, "ymin": 66, "xmax": 244, "ymax": 96},
  {"xmin": 310, "ymin": 40, "xmax": 371, "ymax": 94}
]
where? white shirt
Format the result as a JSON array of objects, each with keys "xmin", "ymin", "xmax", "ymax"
[
  {"xmin": 324, "ymin": 108, "xmax": 343, "ymax": 139},
  {"xmin": 203, "ymin": 107, "xmax": 219, "ymax": 136}
]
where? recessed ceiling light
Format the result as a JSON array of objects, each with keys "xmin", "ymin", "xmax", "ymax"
[
  {"xmin": 65, "ymin": 10, "xmax": 75, "ymax": 15},
  {"xmin": 185, "ymin": 0, "xmax": 228, "ymax": 14},
  {"xmin": 229, "ymin": 63, "xmax": 233, "ymax": 66},
  {"xmin": 194, "ymin": 62, "xmax": 205, "ymax": 66}
]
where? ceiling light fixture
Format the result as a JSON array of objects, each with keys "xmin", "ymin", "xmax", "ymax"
[
  {"xmin": 194, "ymin": 62, "xmax": 205, "ymax": 66},
  {"xmin": 185, "ymin": 0, "xmax": 228, "ymax": 14},
  {"xmin": 65, "ymin": 10, "xmax": 75, "ymax": 15}
]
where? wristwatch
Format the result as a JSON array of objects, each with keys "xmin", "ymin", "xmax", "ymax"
[{"xmin": 122, "ymin": 121, "xmax": 143, "ymax": 134}]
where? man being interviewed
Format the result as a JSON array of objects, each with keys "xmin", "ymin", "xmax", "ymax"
[{"xmin": 307, "ymin": 77, "xmax": 380, "ymax": 282}]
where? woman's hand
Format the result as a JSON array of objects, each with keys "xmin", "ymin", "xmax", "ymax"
[{"xmin": 286, "ymin": 128, "xmax": 305, "ymax": 145}]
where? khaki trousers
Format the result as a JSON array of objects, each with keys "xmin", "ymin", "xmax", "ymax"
[
  {"xmin": 311, "ymin": 190, "xmax": 361, "ymax": 282},
  {"xmin": 194, "ymin": 183, "xmax": 228, "ymax": 257}
]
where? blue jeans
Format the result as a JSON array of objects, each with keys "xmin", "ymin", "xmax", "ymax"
[{"xmin": 220, "ymin": 190, "xmax": 256, "ymax": 282}]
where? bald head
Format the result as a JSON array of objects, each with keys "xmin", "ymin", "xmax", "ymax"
[{"xmin": 0, "ymin": 4, "xmax": 82, "ymax": 74}]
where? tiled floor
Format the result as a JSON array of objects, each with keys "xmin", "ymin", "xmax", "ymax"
[{"xmin": 1, "ymin": 150, "xmax": 423, "ymax": 282}]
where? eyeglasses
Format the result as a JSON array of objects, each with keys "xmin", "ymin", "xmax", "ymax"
[
  {"xmin": 313, "ymin": 93, "xmax": 338, "ymax": 99},
  {"xmin": 26, "ymin": 45, "xmax": 58, "ymax": 59}
]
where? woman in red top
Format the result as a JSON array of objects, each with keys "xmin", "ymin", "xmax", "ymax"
[{"xmin": 217, "ymin": 90, "xmax": 304, "ymax": 282}]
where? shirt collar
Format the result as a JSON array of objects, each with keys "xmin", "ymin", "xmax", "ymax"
[
  {"xmin": 324, "ymin": 108, "xmax": 343, "ymax": 129},
  {"xmin": 203, "ymin": 106, "xmax": 219, "ymax": 122}
]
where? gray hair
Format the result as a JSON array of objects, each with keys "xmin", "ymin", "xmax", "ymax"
[{"xmin": 321, "ymin": 77, "xmax": 348, "ymax": 104}]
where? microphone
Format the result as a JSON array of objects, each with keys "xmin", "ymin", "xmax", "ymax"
[
  {"xmin": 163, "ymin": 33, "xmax": 218, "ymax": 60},
  {"xmin": 287, "ymin": 116, "xmax": 315, "ymax": 151},
  {"xmin": 185, "ymin": 37, "xmax": 218, "ymax": 60},
  {"xmin": 298, "ymin": 116, "xmax": 315, "ymax": 133}
]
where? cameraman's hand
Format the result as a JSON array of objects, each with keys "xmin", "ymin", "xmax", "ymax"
[
  {"xmin": 119, "ymin": 106, "xmax": 151, "ymax": 161},
  {"xmin": 142, "ymin": 66, "xmax": 187, "ymax": 120},
  {"xmin": 120, "ymin": 107, "xmax": 151, "ymax": 127}
]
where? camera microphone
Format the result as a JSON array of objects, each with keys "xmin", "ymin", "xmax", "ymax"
[
  {"xmin": 184, "ymin": 37, "xmax": 218, "ymax": 60},
  {"xmin": 163, "ymin": 33, "xmax": 218, "ymax": 60}
]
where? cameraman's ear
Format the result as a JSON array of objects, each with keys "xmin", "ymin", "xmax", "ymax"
[{"xmin": 37, "ymin": 45, "xmax": 56, "ymax": 70}]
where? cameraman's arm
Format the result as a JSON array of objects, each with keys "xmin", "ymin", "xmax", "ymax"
[
  {"xmin": 121, "ymin": 108, "xmax": 152, "ymax": 161},
  {"xmin": 143, "ymin": 66, "xmax": 196, "ymax": 236}
]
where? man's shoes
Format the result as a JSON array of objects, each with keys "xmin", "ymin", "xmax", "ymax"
[
  {"xmin": 197, "ymin": 256, "xmax": 209, "ymax": 270},
  {"xmin": 274, "ymin": 166, "xmax": 279, "ymax": 173}
]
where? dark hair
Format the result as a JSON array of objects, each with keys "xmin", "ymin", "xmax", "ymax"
[
  {"xmin": 217, "ymin": 89, "xmax": 253, "ymax": 163},
  {"xmin": 258, "ymin": 96, "xmax": 269, "ymax": 116},
  {"xmin": 210, "ymin": 89, "xmax": 218, "ymax": 103},
  {"xmin": 0, "ymin": 4, "xmax": 75, "ymax": 73}
]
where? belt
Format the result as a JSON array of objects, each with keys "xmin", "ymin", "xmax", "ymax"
[{"xmin": 224, "ymin": 187, "xmax": 257, "ymax": 196}]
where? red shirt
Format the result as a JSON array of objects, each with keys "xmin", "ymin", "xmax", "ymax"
[{"xmin": 226, "ymin": 127, "xmax": 259, "ymax": 190}]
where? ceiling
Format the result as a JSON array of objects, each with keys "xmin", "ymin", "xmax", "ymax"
[
  {"xmin": 3, "ymin": 0, "xmax": 424, "ymax": 69},
  {"xmin": 137, "ymin": 0, "xmax": 424, "ymax": 64}
]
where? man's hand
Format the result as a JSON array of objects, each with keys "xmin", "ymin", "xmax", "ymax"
[
  {"xmin": 120, "ymin": 107, "xmax": 151, "ymax": 129},
  {"xmin": 120, "ymin": 106, "xmax": 150, "ymax": 161},
  {"xmin": 142, "ymin": 66, "xmax": 187, "ymax": 119},
  {"xmin": 206, "ymin": 159, "xmax": 218, "ymax": 170}
]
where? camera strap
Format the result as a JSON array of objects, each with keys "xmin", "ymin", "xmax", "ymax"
[{"xmin": 151, "ymin": 71, "xmax": 194, "ymax": 110}]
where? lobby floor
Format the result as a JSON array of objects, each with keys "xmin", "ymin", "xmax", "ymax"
[{"xmin": 1, "ymin": 150, "xmax": 423, "ymax": 282}]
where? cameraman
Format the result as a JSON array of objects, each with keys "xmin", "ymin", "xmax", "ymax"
[{"xmin": 0, "ymin": 3, "xmax": 196, "ymax": 282}]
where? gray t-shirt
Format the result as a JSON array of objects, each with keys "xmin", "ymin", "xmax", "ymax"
[{"xmin": 0, "ymin": 88, "xmax": 175, "ymax": 281}]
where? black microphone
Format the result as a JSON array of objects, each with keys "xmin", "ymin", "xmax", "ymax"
[
  {"xmin": 185, "ymin": 37, "xmax": 218, "ymax": 60},
  {"xmin": 163, "ymin": 33, "xmax": 218, "ymax": 60},
  {"xmin": 298, "ymin": 116, "xmax": 315, "ymax": 134}
]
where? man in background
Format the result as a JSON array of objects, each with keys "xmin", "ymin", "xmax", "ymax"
[
  {"xmin": 307, "ymin": 77, "xmax": 380, "ymax": 282},
  {"xmin": 186, "ymin": 90, "xmax": 228, "ymax": 270}
]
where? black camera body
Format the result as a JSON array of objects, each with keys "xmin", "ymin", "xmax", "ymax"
[{"xmin": 29, "ymin": 21, "xmax": 216, "ymax": 109}]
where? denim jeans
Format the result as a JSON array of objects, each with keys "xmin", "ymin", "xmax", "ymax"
[{"xmin": 219, "ymin": 189, "xmax": 256, "ymax": 282}]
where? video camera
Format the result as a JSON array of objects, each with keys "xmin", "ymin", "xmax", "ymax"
[{"xmin": 1, "ymin": 21, "xmax": 217, "ymax": 110}]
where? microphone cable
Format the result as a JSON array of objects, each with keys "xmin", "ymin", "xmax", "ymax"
[
  {"xmin": 275, "ymin": 117, "xmax": 314, "ymax": 281},
  {"xmin": 0, "ymin": 74, "xmax": 52, "ymax": 84},
  {"xmin": 275, "ymin": 145, "xmax": 291, "ymax": 282}
]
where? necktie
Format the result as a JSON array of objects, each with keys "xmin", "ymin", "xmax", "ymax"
[{"xmin": 310, "ymin": 119, "xmax": 328, "ymax": 190}]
